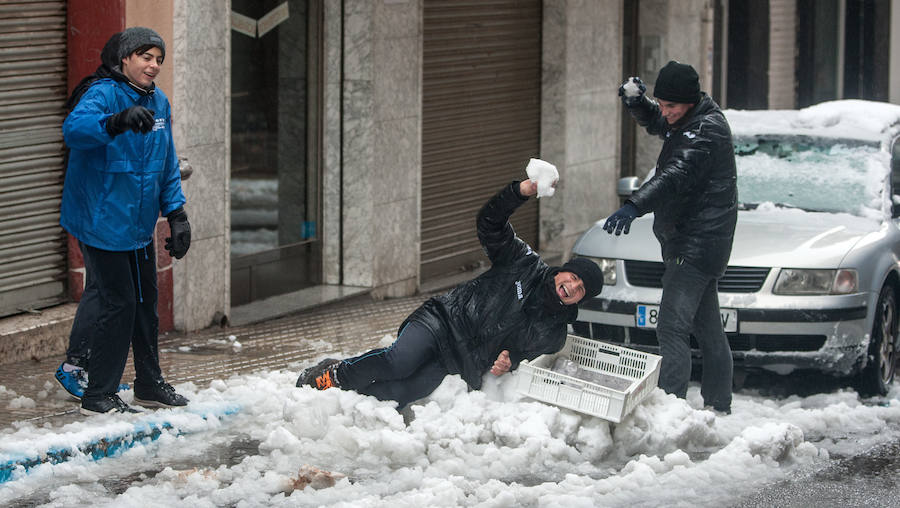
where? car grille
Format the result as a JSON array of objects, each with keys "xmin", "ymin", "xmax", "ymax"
[
  {"xmin": 624, "ymin": 260, "xmax": 770, "ymax": 293},
  {"xmin": 572, "ymin": 322, "xmax": 826, "ymax": 352}
]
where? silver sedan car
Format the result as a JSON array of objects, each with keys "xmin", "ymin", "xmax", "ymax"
[{"xmin": 571, "ymin": 100, "xmax": 900, "ymax": 396}]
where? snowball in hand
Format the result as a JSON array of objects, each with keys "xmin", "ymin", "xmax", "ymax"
[
  {"xmin": 622, "ymin": 77, "xmax": 642, "ymax": 97},
  {"xmin": 526, "ymin": 158, "xmax": 559, "ymax": 197}
]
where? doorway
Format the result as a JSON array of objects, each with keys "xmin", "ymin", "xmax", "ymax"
[
  {"xmin": 230, "ymin": 0, "xmax": 323, "ymax": 306},
  {"xmin": 726, "ymin": 0, "xmax": 769, "ymax": 109}
]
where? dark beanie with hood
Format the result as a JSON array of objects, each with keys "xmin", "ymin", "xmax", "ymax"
[
  {"xmin": 118, "ymin": 26, "xmax": 166, "ymax": 63},
  {"xmin": 540, "ymin": 257, "xmax": 604, "ymax": 323},
  {"xmin": 653, "ymin": 60, "xmax": 701, "ymax": 104},
  {"xmin": 560, "ymin": 257, "xmax": 604, "ymax": 301}
]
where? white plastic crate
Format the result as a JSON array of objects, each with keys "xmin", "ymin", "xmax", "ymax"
[{"xmin": 516, "ymin": 334, "xmax": 661, "ymax": 423}]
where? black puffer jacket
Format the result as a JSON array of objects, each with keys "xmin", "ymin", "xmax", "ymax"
[
  {"xmin": 625, "ymin": 93, "xmax": 738, "ymax": 277},
  {"xmin": 401, "ymin": 182, "xmax": 571, "ymax": 390}
]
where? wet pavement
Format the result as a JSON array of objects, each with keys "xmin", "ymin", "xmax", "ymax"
[
  {"xmin": 0, "ymin": 292, "xmax": 432, "ymax": 429},
  {"xmin": 735, "ymin": 438, "xmax": 900, "ymax": 507}
]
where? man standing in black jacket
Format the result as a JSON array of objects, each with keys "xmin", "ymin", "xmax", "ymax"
[
  {"xmin": 604, "ymin": 61, "xmax": 738, "ymax": 413},
  {"xmin": 297, "ymin": 178, "xmax": 605, "ymax": 409}
]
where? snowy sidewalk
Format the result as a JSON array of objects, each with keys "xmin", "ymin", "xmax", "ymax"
[{"xmin": 0, "ymin": 292, "xmax": 432, "ymax": 429}]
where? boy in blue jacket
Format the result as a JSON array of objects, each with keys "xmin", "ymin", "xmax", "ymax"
[{"xmin": 60, "ymin": 27, "xmax": 191, "ymax": 415}]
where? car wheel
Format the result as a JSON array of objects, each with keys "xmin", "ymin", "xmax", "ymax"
[{"xmin": 857, "ymin": 284, "xmax": 899, "ymax": 397}]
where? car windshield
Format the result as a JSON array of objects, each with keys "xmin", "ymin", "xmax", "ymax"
[{"xmin": 735, "ymin": 136, "xmax": 884, "ymax": 216}]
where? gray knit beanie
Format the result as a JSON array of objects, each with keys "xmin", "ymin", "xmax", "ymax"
[{"xmin": 118, "ymin": 27, "xmax": 165, "ymax": 63}]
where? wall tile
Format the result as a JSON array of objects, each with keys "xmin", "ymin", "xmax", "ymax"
[
  {"xmin": 375, "ymin": 0, "xmax": 420, "ymax": 39},
  {"xmin": 174, "ymin": 47, "xmax": 227, "ymax": 147},
  {"xmin": 171, "ymin": 0, "xmax": 229, "ymax": 331},
  {"xmin": 563, "ymin": 158, "xmax": 618, "ymax": 236},
  {"xmin": 173, "ymin": 235, "xmax": 228, "ymax": 330},
  {"xmin": 565, "ymin": 91, "xmax": 603, "ymax": 164},
  {"xmin": 179, "ymin": 143, "xmax": 227, "ymax": 240},
  {"xmin": 538, "ymin": 0, "xmax": 622, "ymax": 257},
  {"xmin": 374, "ymin": 35, "xmax": 420, "ymax": 120},
  {"xmin": 341, "ymin": 201, "xmax": 374, "ymax": 287},
  {"xmin": 344, "ymin": 8, "xmax": 374, "ymax": 81},
  {"xmin": 322, "ymin": 79, "xmax": 343, "ymax": 284},
  {"xmin": 372, "ymin": 117, "xmax": 420, "ymax": 202},
  {"xmin": 184, "ymin": 0, "xmax": 226, "ymax": 52},
  {"xmin": 373, "ymin": 197, "xmax": 418, "ymax": 285}
]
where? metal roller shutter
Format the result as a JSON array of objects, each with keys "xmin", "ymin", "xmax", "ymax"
[
  {"xmin": 421, "ymin": 0, "xmax": 541, "ymax": 281},
  {"xmin": 0, "ymin": 0, "xmax": 67, "ymax": 317}
]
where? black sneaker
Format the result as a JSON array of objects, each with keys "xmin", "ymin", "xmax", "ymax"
[
  {"xmin": 133, "ymin": 381, "xmax": 189, "ymax": 408},
  {"xmin": 296, "ymin": 358, "xmax": 340, "ymax": 388},
  {"xmin": 81, "ymin": 394, "xmax": 140, "ymax": 416}
]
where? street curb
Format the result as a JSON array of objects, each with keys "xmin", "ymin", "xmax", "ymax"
[{"xmin": 0, "ymin": 404, "xmax": 241, "ymax": 484}]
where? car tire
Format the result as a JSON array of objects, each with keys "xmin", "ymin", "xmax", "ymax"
[{"xmin": 856, "ymin": 284, "xmax": 899, "ymax": 397}]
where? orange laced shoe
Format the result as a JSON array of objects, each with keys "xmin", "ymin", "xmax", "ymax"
[
  {"xmin": 297, "ymin": 358, "xmax": 340, "ymax": 389},
  {"xmin": 314, "ymin": 368, "xmax": 338, "ymax": 390}
]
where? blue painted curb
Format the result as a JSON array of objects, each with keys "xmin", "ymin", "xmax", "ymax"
[{"xmin": 0, "ymin": 405, "xmax": 241, "ymax": 484}]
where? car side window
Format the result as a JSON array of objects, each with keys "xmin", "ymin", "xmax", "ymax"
[{"xmin": 893, "ymin": 136, "xmax": 900, "ymax": 218}]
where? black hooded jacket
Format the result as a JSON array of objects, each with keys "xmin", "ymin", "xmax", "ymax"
[
  {"xmin": 400, "ymin": 182, "xmax": 572, "ymax": 390},
  {"xmin": 624, "ymin": 92, "xmax": 738, "ymax": 277},
  {"xmin": 65, "ymin": 32, "xmax": 123, "ymax": 112}
]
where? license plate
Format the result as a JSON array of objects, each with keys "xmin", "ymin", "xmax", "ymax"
[{"xmin": 635, "ymin": 305, "xmax": 738, "ymax": 333}]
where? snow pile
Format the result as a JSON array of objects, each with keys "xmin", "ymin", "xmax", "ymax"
[
  {"xmin": 2, "ymin": 364, "xmax": 900, "ymax": 507},
  {"xmin": 726, "ymin": 100, "xmax": 900, "ymax": 146}
]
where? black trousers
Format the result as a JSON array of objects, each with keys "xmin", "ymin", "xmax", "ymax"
[
  {"xmin": 75, "ymin": 241, "xmax": 164, "ymax": 398},
  {"xmin": 657, "ymin": 258, "xmax": 733, "ymax": 410},
  {"xmin": 337, "ymin": 320, "xmax": 449, "ymax": 408},
  {"xmin": 65, "ymin": 243, "xmax": 100, "ymax": 367}
]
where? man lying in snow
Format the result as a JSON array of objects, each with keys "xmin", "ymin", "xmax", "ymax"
[{"xmin": 297, "ymin": 179, "xmax": 604, "ymax": 408}]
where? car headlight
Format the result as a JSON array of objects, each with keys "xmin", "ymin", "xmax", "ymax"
[
  {"xmin": 773, "ymin": 268, "xmax": 858, "ymax": 295},
  {"xmin": 578, "ymin": 257, "xmax": 617, "ymax": 286}
]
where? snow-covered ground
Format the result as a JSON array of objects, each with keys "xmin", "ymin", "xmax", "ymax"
[{"xmin": 2, "ymin": 344, "xmax": 899, "ymax": 507}]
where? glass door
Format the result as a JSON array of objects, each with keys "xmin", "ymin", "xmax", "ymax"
[{"xmin": 230, "ymin": 0, "xmax": 322, "ymax": 306}]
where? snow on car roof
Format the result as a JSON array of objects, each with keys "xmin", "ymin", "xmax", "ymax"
[{"xmin": 725, "ymin": 99, "xmax": 900, "ymax": 146}]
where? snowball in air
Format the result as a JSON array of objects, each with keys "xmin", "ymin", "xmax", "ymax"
[{"xmin": 526, "ymin": 158, "xmax": 559, "ymax": 198}]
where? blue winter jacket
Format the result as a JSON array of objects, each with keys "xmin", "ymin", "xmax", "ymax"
[{"xmin": 61, "ymin": 78, "xmax": 185, "ymax": 251}]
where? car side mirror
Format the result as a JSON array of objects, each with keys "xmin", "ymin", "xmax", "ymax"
[{"xmin": 617, "ymin": 176, "xmax": 641, "ymax": 198}]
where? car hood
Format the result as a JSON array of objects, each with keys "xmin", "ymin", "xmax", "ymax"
[{"xmin": 574, "ymin": 209, "xmax": 882, "ymax": 268}]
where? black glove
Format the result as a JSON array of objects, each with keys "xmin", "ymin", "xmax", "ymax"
[
  {"xmin": 106, "ymin": 106, "xmax": 155, "ymax": 136},
  {"xmin": 603, "ymin": 202, "xmax": 639, "ymax": 236},
  {"xmin": 618, "ymin": 77, "xmax": 646, "ymax": 107},
  {"xmin": 165, "ymin": 207, "xmax": 191, "ymax": 259}
]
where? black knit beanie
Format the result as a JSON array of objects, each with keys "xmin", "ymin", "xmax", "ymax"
[
  {"xmin": 653, "ymin": 60, "xmax": 700, "ymax": 104},
  {"xmin": 560, "ymin": 257, "xmax": 604, "ymax": 301},
  {"xmin": 118, "ymin": 26, "xmax": 165, "ymax": 63}
]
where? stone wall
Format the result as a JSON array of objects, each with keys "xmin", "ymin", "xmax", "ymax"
[
  {"xmin": 540, "ymin": 0, "xmax": 624, "ymax": 260},
  {"xmin": 171, "ymin": 0, "xmax": 231, "ymax": 330},
  {"xmin": 339, "ymin": 0, "xmax": 422, "ymax": 298}
]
